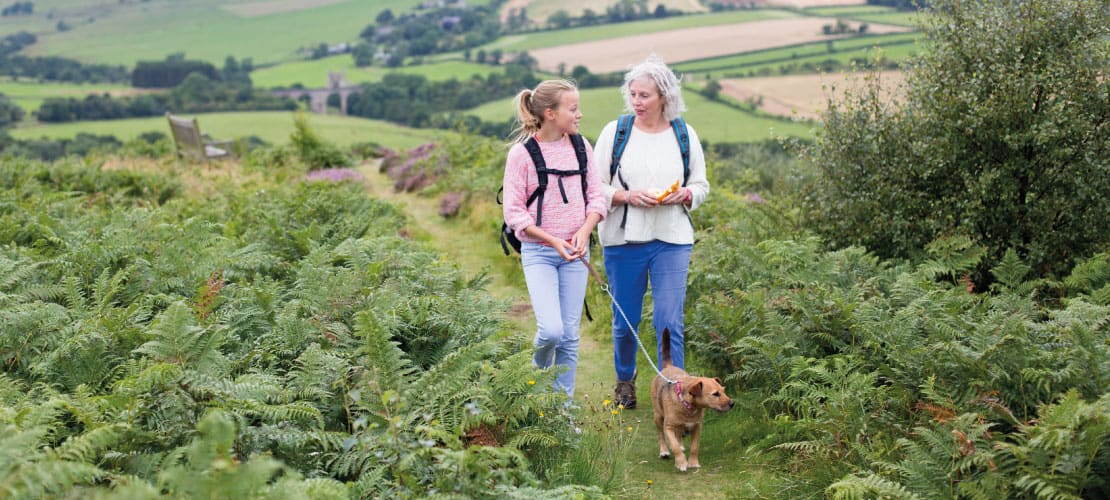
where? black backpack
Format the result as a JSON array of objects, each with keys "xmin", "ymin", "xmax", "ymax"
[
  {"xmin": 497, "ymin": 134, "xmax": 589, "ymax": 255},
  {"xmin": 609, "ymin": 114, "xmax": 691, "ymax": 229}
]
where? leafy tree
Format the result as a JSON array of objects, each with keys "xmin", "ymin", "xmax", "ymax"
[
  {"xmin": 0, "ymin": 92, "xmax": 23, "ymax": 128},
  {"xmin": 802, "ymin": 0, "xmax": 1109, "ymax": 281},
  {"xmin": 702, "ymin": 79, "xmax": 722, "ymax": 101},
  {"xmin": 549, "ymin": 9, "xmax": 571, "ymax": 29}
]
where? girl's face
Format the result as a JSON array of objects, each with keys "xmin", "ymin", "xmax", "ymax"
[
  {"xmin": 628, "ymin": 77, "xmax": 663, "ymax": 121},
  {"xmin": 544, "ymin": 90, "xmax": 582, "ymax": 136}
]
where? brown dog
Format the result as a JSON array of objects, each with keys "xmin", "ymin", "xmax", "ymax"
[{"xmin": 650, "ymin": 329, "xmax": 734, "ymax": 471}]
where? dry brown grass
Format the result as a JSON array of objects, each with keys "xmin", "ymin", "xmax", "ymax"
[
  {"xmin": 718, "ymin": 70, "xmax": 905, "ymax": 120},
  {"xmin": 529, "ymin": 18, "xmax": 912, "ymax": 73}
]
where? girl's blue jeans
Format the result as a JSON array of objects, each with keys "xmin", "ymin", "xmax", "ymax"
[
  {"xmin": 521, "ymin": 242, "xmax": 588, "ymax": 397},
  {"xmin": 603, "ymin": 241, "xmax": 692, "ymax": 383}
]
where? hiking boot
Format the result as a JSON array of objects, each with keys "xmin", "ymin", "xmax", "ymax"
[{"xmin": 614, "ymin": 380, "xmax": 637, "ymax": 409}]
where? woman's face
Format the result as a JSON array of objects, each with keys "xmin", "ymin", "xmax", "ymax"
[{"xmin": 628, "ymin": 77, "xmax": 663, "ymax": 121}]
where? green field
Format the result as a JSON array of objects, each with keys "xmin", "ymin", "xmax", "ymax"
[
  {"xmin": 514, "ymin": 0, "xmax": 708, "ymax": 24},
  {"xmin": 0, "ymin": 79, "xmax": 139, "ymax": 113},
  {"xmin": 804, "ymin": 5, "xmax": 924, "ymax": 27},
  {"xmin": 672, "ymin": 32, "xmax": 921, "ymax": 75},
  {"xmin": 3, "ymin": 0, "xmax": 474, "ymax": 67},
  {"xmin": 10, "ymin": 111, "xmax": 443, "ymax": 150},
  {"xmin": 480, "ymin": 9, "xmax": 799, "ymax": 53},
  {"xmin": 251, "ymin": 57, "xmax": 505, "ymax": 88},
  {"xmin": 464, "ymin": 86, "xmax": 814, "ymax": 143}
]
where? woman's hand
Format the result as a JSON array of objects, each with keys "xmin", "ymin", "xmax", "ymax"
[
  {"xmin": 659, "ymin": 187, "xmax": 690, "ymax": 206},
  {"xmin": 626, "ymin": 189, "xmax": 659, "ymax": 208}
]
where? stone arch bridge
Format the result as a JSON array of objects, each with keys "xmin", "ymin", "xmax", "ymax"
[{"xmin": 271, "ymin": 71, "xmax": 361, "ymax": 115}]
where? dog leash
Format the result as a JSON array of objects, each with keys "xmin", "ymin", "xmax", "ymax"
[{"xmin": 578, "ymin": 256, "xmax": 677, "ymax": 385}]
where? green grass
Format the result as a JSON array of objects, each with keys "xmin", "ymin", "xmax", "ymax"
[
  {"xmin": 10, "ymin": 111, "xmax": 444, "ymax": 150},
  {"xmin": 803, "ymin": 5, "xmax": 924, "ymax": 27},
  {"xmin": 515, "ymin": 0, "xmax": 709, "ymax": 25},
  {"xmin": 0, "ymin": 78, "xmax": 139, "ymax": 113},
  {"xmin": 672, "ymin": 32, "xmax": 920, "ymax": 75},
  {"xmin": 480, "ymin": 9, "xmax": 800, "ymax": 53},
  {"xmin": 5, "ymin": 0, "xmax": 486, "ymax": 67},
  {"xmin": 464, "ymin": 86, "xmax": 815, "ymax": 143},
  {"xmin": 250, "ymin": 56, "xmax": 505, "ymax": 88},
  {"xmin": 722, "ymin": 42, "xmax": 919, "ymax": 78},
  {"xmin": 804, "ymin": 5, "xmax": 899, "ymax": 16}
]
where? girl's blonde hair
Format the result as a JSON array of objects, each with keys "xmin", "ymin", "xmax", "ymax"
[
  {"xmin": 510, "ymin": 79, "xmax": 578, "ymax": 144},
  {"xmin": 620, "ymin": 55, "xmax": 686, "ymax": 122}
]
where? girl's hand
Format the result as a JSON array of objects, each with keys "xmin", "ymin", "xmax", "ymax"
[
  {"xmin": 571, "ymin": 228, "xmax": 591, "ymax": 257},
  {"xmin": 551, "ymin": 238, "xmax": 579, "ymax": 261}
]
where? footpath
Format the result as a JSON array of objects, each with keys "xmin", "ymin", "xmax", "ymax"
[{"xmin": 357, "ymin": 162, "xmax": 747, "ymax": 499}]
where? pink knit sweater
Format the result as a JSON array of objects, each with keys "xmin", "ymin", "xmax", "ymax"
[{"xmin": 502, "ymin": 135, "xmax": 607, "ymax": 244}]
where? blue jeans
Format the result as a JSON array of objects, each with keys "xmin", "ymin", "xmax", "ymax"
[
  {"xmin": 603, "ymin": 241, "xmax": 692, "ymax": 382},
  {"xmin": 521, "ymin": 242, "xmax": 588, "ymax": 397}
]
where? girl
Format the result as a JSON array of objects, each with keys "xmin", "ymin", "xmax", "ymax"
[{"xmin": 502, "ymin": 80, "xmax": 606, "ymax": 398}]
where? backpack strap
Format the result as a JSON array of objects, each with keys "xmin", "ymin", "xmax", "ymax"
[
  {"xmin": 570, "ymin": 133, "xmax": 589, "ymax": 203},
  {"xmin": 522, "ymin": 137, "xmax": 548, "ymax": 226},
  {"xmin": 670, "ymin": 116, "xmax": 691, "ymax": 186}
]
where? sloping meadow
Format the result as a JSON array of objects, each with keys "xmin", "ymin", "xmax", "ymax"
[{"xmin": 0, "ymin": 156, "xmax": 597, "ymax": 498}]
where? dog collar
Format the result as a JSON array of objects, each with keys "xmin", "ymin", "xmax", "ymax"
[{"xmin": 675, "ymin": 381, "xmax": 693, "ymax": 410}]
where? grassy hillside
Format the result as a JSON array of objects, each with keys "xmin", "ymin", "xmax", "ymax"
[
  {"xmin": 479, "ymin": 9, "xmax": 799, "ymax": 53},
  {"xmin": 0, "ymin": 78, "xmax": 141, "ymax": 113},
  {"xmin": 250, "ymin": 57, "xmax": 504, "ymax": 88},
  {"xmin": 10, "ymin": 111, "xmax": 444, "ymax": 150},
  {"xmin": 509, "ymin": 0, "xmax": 707, "ymax": 24},
  {"xmin": 3, "ymin": 0, "xmax": 465, "ymax": 67},
  {"xmin": 672, "ymin": 32, "xmax": 921, "ymax": 77},
  {"xmin": 465, "ymin": 86, "xmax": 815, "ymax": 143}
]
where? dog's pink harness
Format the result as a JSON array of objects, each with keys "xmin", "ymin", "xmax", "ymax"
[{"xmin": 675, "ymin": 381, "xmax": 693, "ymax": 410}]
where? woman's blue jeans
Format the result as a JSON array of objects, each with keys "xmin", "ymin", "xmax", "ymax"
[
  {"xmin": 603, "ymin": 241, "xmax": 692, "ymax": 383},
  {"xmin": 521, "ymin": 242, "xmax": 588, "ymax": 397}
]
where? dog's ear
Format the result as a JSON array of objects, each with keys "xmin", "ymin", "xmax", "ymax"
[
  {"xmin": 688, "ymin": 380, "xmax": 704, "ymax": 397},
  {"xmin": 714, "ymin": 377, "xmax": 723, "ymax": 386}
]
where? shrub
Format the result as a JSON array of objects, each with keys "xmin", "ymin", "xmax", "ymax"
[{"xmin": 801, "ymin": 0, "xmax": 1110, "ymax": 283}]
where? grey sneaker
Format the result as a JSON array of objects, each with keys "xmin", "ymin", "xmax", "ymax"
[{"xmin": 614, "ymin": 380, "xmax": 637, "ymax": 409}]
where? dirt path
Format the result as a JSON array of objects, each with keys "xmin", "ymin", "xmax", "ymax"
[{"xmin": 357, "ymin": 162, "xmax": 750, "ymax": 497}]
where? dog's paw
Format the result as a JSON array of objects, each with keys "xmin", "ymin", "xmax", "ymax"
[
  {"xmin": 688, "ymin": 460, "xmax": 701, "ymax": 469},
  {"xmin": 659, "ymin": 452, "xmax": 671, "ymax": 460},
  {"xmin": 675, "ymin": 458, "xmax": 688, "ymax": 472}
]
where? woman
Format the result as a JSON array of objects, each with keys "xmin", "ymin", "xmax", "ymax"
[
  {"xmin": 502, "ymin": 79, "xmax": 606, "ymax": 398},
  {"xmin": 592, "ymin": 57, "xmax": 709, "ymax": 409}
]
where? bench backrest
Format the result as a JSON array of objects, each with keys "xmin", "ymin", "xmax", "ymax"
[{"xmin": 165, "ymin": 112, "xmax": 206, "ymax": 161}]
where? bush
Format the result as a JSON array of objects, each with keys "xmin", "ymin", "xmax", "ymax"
[{"xmin": 801, "ymin": 0, "xmax": 1110, "ymax": 283}]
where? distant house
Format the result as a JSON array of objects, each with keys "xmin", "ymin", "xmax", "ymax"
[
  {"xmin": 440, "ymin": 16, "xmax": 461, "ymax": 30},
  {"xmin": 327, "ymin": 43, "xmax": 350, "ymax": 55}
]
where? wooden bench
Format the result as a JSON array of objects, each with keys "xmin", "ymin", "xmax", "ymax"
[{"xmin": 165, "ymin": 112, "xmax": 233, "ymax": 163}]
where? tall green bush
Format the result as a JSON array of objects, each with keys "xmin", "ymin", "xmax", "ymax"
[{"xmin": 802, "ymin": 0, "xmax": 1109, "ymax": 281}]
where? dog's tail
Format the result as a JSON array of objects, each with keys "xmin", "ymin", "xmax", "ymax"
[{"xmin": 660, "ymin": 328, "xmax": 674, "ymax": 368}]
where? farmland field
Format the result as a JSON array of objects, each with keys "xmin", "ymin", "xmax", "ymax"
[
  {"xmin": 0, "ymin": 79, "xmax": 145, "ymax": 113},
  {"xmin": 481, "ymin": 9, "xmax": 799, "ymax": 53},
  {"xmin": 10, "ymin": 111, "xmax": 443, "ymax": 150},
  {"xmin": 250, "ymin": 57, "xmax": 505, "ymax": 88},
  {"xmin": 529, "ymin": 17, "xmax": 913, "ymax": 73},
  {"xmin": 3, "ymin": 0, "xmax": 467, "ymax": 67},
  {"xmin": 718, "ymin": 70, "xmax": 905, "ymax": 119},
  {"xmin": 672, "ymin": 32, "xmax": 919, "ymax": 75},
  {"xmin": 463, "ymin": 86, "xmax": 815, "ymax": 142},
  {"xmin": 498, "ymin": 0, "xmax": 707, "ymax": 25}
]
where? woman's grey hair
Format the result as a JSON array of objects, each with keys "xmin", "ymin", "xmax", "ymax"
[{"xmin": 620, "ymin": 56, "xmax": 686, "ymax": 122}]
